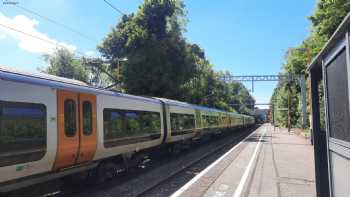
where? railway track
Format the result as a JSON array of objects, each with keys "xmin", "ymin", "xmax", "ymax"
[
  {"xmin": 138, "ymin": 127, "xmax": 257, "ymax": 197},
  {"xmin": 76, "ymin": 126, "xmax": 257, "ymax": 197},
  {"xmin": 3, "ymin": 126, "xmax": 257, "ymax": 197}
]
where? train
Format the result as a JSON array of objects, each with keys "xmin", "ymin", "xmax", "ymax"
[{"xmin": 0, "ymin": 66, "xmax": 255, "ymax": 192}]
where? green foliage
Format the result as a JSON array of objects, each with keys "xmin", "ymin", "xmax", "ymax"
[
  {"xmin": 81, "ymin": 57, "xmax": 114, "ymax": 88},
  {"xmin": 271, "ymin": 0, "xmax": 350, "ymax": 128},
  {"xmin": 179, "ymin": 44, "xmax": 255, "ymax": 114},
  {"xmin": 99, "ymin": 0, "xmax": 194, "ymax": 99},
  {"xmin": 41, "ymin": 0, "xmax": 255, "ymax": 115},
  {"xmin": 99, "ymin": 0, "xmax": 254, "ymax": 114},
  {"xmin": 309, "ymin": 0, "xmax": 350, "ymax": 38},
  {"xmin": 272, "ymin": 80, "xmax": 301, "ymax": 127},
  {"xmin": 42, "ymin": 48, "xmax": 114, "ymax": 87},
  {"xmin": 43, "ymin": 48, "xmax": 89, "ymax": 83}
]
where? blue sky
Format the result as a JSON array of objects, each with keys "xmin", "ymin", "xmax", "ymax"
[{"xmin": 0, "ymin": 0, "xmax": 315, "ymax": 107}]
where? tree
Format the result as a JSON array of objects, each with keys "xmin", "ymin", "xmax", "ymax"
[
  {"xmin": 309, "ymin": 0, "xmax": 350, "ymax": 39},
  {"xmin": 97, "ymin": 0, "xmax": 255, "ymax": 113},
  {"xmin": 43, "ymin": 48, "xmax": 89, "ymax": 83},
  {"xmin": 41, "ymin": 1, "xmax": 255, "ymax": 114},
  {"xmin": 180, "ymin": 44, "xmax": 255, "ymax": 114},
  {"xmin": 271, "ymin": 0, "xmax": 350, "ymax": 128},
  {"xmin": 81, "ymin": 57, "xmax": 114, "ymax": 88},
  {"xmin": 42, "ymin": 48, "xmax": 114, "ymax": 88},
  {"xmin": 99, "ymin": 0, "xmax": 195, "ymax": 99}
]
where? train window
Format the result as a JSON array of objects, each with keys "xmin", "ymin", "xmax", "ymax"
[
  {"xmin": 145, "ymin": 112, "xmax": 161, "ymax": 133},
  {"xmin": 171, "ymin": 113, "xmax": 179, "ymax": 131},
  {"xmin": 208, "ymin": 116, "xmax": 215, "ymax": 126},
  {"xmin": 208, "ymin": 116, "xmax": 213, "ymax": 126},
  {"xmin": 139, "ymin": 112, "xmax": 161, "ymax": 134},
  {"xmin": 103, "ymin": 109, "xmax": 161, "ymax": 148},
  {"xmin": 0, "ymin": 101, "xmax": 46, "ymax": 167},
  {"xmin": 210, "ymin": 116, "xmax": 217, "ymax": 126},
  {"xmin": 171, "ymin": 113, "xmax": 195, "ymax": 131},
  {"xmin": 151, "ymin": 113, "xmax": 161, "ymax": 131},
  {"xmin": 103, "ymin": 109, "xmax": 124, "ymax": 140},
  {"xmin": 126, "ymin": 112, "xmax": 141, "ymax": 135},
  {"xmin": 184, "ymin": 114, "xmax": 195, "ymax": 129},
  {"xmin": 64, "ymin": 99, "xmax": 76, "ymax": 137},
  {"xmin": 141, "ymin": 112, "xmax": 152, "ymax": 132},
  {"xmin": 202, "ymin": 115, "xmax": 210, "ymax": 127},
  {"xmin": 82, "ymin": 101, "xmax": 93, "ymax": 136},
  {"xmin": 178, "ymin": 115, "xmax": 185, "ymax": 130}
]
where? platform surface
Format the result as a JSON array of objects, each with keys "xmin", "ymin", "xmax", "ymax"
[{"xmin": 172, "ymin": 124, "xmax": 316, "ymax": 197}]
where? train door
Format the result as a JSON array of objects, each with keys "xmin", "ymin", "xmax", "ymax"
[
  {"xmin": 77, "ymin": 93, "xmax": 97, "ymax": 163},
  {"xmin": 54, "ymin": 90, "xmax": 97, "ymax": 169}
]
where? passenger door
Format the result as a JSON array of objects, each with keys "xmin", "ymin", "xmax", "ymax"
[
  {"xmin": 77, "ymin": 93, "xmax": 97, "ymax": 163},
  {"xmin": 54, "ymin": 90, "xmax": 97, "ymax": 169}
]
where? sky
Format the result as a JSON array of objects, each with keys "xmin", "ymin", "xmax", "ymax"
[{"xmin": 0, "ymin": 0, "xmax": 315, "ymax": 108}]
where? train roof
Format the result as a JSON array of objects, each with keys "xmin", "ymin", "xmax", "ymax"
[
  {"xmin": 155, "ymin": 97, "xmax": 242, "ymax": 116},
  {"xmin": 0, "ymin": 66, "xmax": 253, "ymax": 117},
  {"xmin": 0, "ymin": 65, "xmax": 161, "ymax": 104}
]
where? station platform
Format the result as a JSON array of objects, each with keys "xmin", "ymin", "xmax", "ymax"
[{"xmin": 172, "ymin": 124, "xmax": 316, "ymax": 197}]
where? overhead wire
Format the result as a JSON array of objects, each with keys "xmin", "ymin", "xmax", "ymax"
[
  {"xmin": 103, "ymin": 0, "xmax": 126, "ymax": 16},
  {"xmin": 0, "ymin": 22, "xmax": 95, "ymax": 68},
  {"xmin": 2, "ymin": 3, "xmax": 126, "ymax": 86},
  {"xmin": 14, "ymin": 5, "xmax": 99, "ymax": 43},
  {"xmin": 0, "ymin": 22, "xmax": 61, "ymax": 48},
  {"xmin": 0, "ymin": 22, "xmax": 120, "ymax": 85}
]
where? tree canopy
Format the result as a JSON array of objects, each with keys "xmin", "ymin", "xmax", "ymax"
[
  {"xmin": 42, "ymin": 0, "xmax": 255, "ymax": 115},
  {"xmin": 97, "ymin": 0, "xmax": 255, "ymax": 114},
  {"xmin": 98, "ymin": 0, "xmax": 194, "ymax": 99},
  {"xmin": 43, "ymin": 48, "xmax": 89, "ymax": 83},
  {"xmin": 271, "ymin": 0, "xmax": 350, "ymax": 128},
  {"xmin": 42, "ymin": 48, "xmax": 113, "ymax": 87}
]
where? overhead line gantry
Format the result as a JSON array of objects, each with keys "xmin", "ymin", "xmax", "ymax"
[{"xmin": 221, "ymin": 74, "xmax": 307, "ymax": 129}]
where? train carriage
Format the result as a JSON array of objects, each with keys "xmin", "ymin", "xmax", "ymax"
[
  {"xmin": 0, "ymin": 66, "xmax": 255, "ymax": 193},
  {"xmin": 156, "ymin": 98, "xmax": 197, "ymax": 143}
]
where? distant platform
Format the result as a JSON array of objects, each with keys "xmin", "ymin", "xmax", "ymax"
[{"xmin": 172, "ymin": 124, "xmax": 316, "ymax": 197}]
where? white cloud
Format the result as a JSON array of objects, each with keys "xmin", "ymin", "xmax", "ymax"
[
  {"xmin": 0, "ymin": 12, "xmax": 76, "ymax": 54},
  {"xmin": 85, "ymin": 50, "xmax": 96, "ymax": 57}
]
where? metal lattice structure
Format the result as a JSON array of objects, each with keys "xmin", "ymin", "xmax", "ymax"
[
  {"xmin": 220, "ymin": 74, "xmax": 308, "ymax": 129},
  {"xmin": 222, "ymin": 75, "xmax": 297, "ymax": 82}
]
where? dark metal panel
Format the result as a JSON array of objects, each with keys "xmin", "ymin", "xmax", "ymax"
[
  {"xmin": 323, "ymin": 57, "xmax": 333, "ymax": 197},
  {"xmin": 310, "ymin": 70, "xmax": 330, "ymax": 197},
  {"xmin": 325, "ymin": 49, "xmax": 350, "ymax": 142},
  {"xmin": 324, "ymin": 38, "xmax": 346, "ymax": 66}
]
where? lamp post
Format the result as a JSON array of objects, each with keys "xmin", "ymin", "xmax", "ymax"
[
  {"xmin": 117, "ymin": 57, "xmax": 128, "ymax": 79},
  {"xmin": 116, "ymin": 57, "xmax": 128, "ymax": 91}
]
